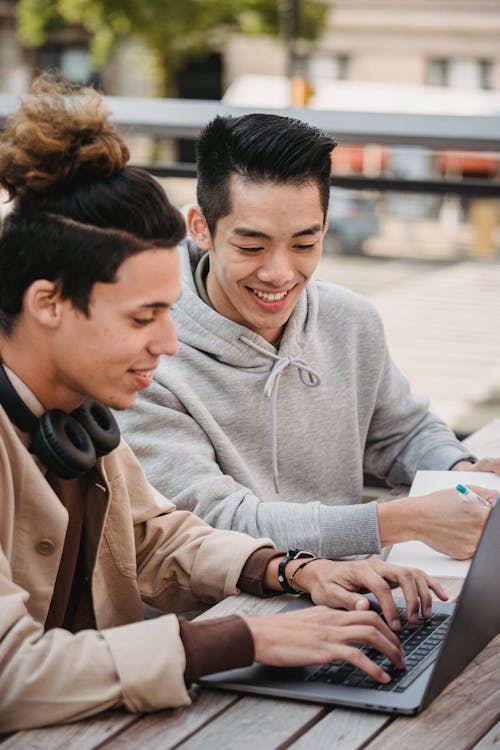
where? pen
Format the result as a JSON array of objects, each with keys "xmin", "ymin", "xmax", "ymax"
[{"xmin": 455, "ymin": 484, "xmax": 491, "ymax": 508}]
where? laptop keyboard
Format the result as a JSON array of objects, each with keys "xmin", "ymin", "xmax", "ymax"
[{"xmin": 307, "ymin": 609, "xmax": 450, "ymax": 693}]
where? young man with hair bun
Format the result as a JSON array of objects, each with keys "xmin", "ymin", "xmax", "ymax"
[{"xmin": 0, "ymin": 79, "xmax": 459, "ymax": 731}]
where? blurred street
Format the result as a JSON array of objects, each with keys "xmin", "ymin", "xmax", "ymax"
[{"xmin": 316, "ymin": 255, "xmax": 500, "ymax": 437}]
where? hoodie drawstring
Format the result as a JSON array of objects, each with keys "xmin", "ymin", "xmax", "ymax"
[{"xmin": 239, "ymin": 336, "xmax": 321, "ymax": 493}]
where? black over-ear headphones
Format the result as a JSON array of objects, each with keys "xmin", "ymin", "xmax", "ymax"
[{"xmin": 0, "ymin": 362, "xmax": 120, "ymax": 479}]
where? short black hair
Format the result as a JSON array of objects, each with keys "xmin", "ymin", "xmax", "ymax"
[{"xmin": 196, "ymin": 113, "xmax": 336, "ymax": 234}]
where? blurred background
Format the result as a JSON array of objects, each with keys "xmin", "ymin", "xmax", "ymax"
[{"xmin": 1, "ymin": 0, "xmax": 500, "ymax": 438}]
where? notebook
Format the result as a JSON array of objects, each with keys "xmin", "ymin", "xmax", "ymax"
[{"xmin": 201, "ymin": 498, "xmax": 500, "ymax": 715}]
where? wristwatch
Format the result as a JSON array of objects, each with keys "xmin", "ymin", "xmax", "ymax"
[{"xmin": 278, "ymin": 548, "xmax": 315, "ymax": 595}]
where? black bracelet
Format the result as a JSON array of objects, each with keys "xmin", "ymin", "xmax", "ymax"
[
  {"xmin": 277, "ymin": 549, "xmax": 315, "ymax": 595},
  {"xmin": 289, "ymin": 557, "xmax": 323, "ymax": 593}
]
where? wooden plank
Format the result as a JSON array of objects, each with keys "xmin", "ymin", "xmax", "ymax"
[
  {"xmin": 473, "ymin": 718, "xmax": 500, "ymax": 749},
  {"xmin": 98, "ymin": 689, "xmax": 239, "ymax": 750},
  {"xmin": 435, "ymin": 577, "xmax": 465, "ymax": 602},
  {"xmin": 288, "ymin": 708, "xmax": 390, "ymax": 750},
  {"xmin": 194, "ymin": 593, "xmax": 289, "ymax": 620},
  {"xmin": 0, "ymin": 712, "xmax": 138, "ymax": 750},
  {"xmin": 175, "ymin": 696, "xmax": 326, "ymax": 750},
  {"xmin": 364, "ymin": 635, "xmax": 500, "ymax": 750}
]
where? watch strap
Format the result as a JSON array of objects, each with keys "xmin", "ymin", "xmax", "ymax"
[{"xmin": 277, "ymin": 549, "xmax": 315, "ymax": 595}]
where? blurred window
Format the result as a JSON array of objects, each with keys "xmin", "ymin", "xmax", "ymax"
[
  {"xmin": 427, "ymin": 59, "xmax": 448, "ymax": 86},
  {"xmin": 308, "ymin": 53, "xmax": 350, "ymax": 81},
  {"xmin": 39, "ymin": 45, "xmax": 92, "ymax": 85},
  {"xmin": 427, "ymin": 57, "xmax": 493, "ymax": 90}
]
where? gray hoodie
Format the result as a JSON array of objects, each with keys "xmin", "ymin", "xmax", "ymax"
[{"xmin": 116, "ymin": 239, "xmax": 473, "ymax": 558}]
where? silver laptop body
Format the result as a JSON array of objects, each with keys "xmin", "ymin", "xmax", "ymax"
[{"xmin": 202, "ymin": 499, "xmax": 500, "ymax": 715}]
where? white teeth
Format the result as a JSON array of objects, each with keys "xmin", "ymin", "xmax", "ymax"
[
  {"xmin": 135, "ymin": 370, "xmax": 152, "ymax": 377},
  {"xmin": 252, "ymin": 289, "xmax": 288, "ymax": 302}
]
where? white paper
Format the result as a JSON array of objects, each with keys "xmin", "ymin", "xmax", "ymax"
[
  {"xmin": 408, "ymin": 470, "xmax": 500, "ymax": 497},
  {"xmin": 387, "ymin": 470, "xmax": 500, "ymax": 578},
  {"xmin": 388, "ymin": 540, "xmax": 471, "ymax": 577}
]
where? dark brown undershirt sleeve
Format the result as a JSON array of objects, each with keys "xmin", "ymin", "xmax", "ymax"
[
  {"xmin": 179, "ymin": 615, "xmax": 255, "ymax": 685},
  {"xmin": 179, "ymin": 547, "xmax": 284, "ymax": 686},
  {"xmin": 237, "ymin": 547, "xmax": 284, "ymax": 597},
  {"xmin": 179, "ymin": 548, "xmax": 284, "ymax": 685}
]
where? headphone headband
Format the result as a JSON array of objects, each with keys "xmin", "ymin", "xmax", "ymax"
[{"xmin": 0, "ymin": 363, "xmax": 37, "ymax": 432}]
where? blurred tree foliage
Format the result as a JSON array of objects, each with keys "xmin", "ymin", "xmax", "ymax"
[{"xmin": 17, "ymin": 0, "xmax": 328, "ymax": 91}]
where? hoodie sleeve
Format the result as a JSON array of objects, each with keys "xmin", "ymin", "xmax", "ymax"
[{"xmin": 117, "ymin": 381, "xmax": 383, "ymax": 559}]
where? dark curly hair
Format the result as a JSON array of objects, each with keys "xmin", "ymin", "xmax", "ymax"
[{"xmin": 0, "ymin": 76, "xmax": 186, "ymax": 335}]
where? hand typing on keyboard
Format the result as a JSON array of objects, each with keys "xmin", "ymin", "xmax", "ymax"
[
  {"xmin": 307, "ymin": 607, "xmax": 450, "ymax": 692},
  {"xmin": 282, "ymin": 557, "xmax": 449, "ymax": 630},
  {"xmin": 256, "ymin": 551, "xmax": 450, "ymax": 686}
]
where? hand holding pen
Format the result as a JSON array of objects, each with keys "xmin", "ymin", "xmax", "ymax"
[{"xmin": 455, "ymin": 483, "xmax": 495, "ymax": 508}]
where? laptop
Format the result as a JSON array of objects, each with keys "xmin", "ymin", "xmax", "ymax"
[{"xmin": 202, "ymin": 498, "xmax": 500, "ymax": 715}]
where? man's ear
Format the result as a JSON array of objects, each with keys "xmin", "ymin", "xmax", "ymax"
[
  {"xmin": 24, "ymin": 280, "xmax": 63, "ymax": 329},
  {"xmin": 188, "ymin": 205, "xmax": 213, "ymax": 251}
]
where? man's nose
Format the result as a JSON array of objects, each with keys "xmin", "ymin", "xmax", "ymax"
[
  {"xmin": 149, "ymin": 316, "xmax": 178, "ymax": 357},
  {"xmin": 257, "ymin": 250, "xmax": 294, "ymax": 285}
]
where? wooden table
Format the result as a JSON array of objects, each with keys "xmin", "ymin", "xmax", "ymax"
[{"xmin": 2, "ymin": 424, "xmax": 499, "ymax": 750}]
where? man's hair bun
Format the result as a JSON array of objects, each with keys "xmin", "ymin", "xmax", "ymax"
[{"xmin": 0, "ymin": 75, "xmax": 130, "ymax": 200}]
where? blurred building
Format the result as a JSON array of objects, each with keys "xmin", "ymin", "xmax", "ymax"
[
  {"xmin": 2, "ymin": 1, "xmax": 500, "ymax": 96},
  {"xmin": 224, "ymin": 1, "xmax": 500, "ymax": 91},
  {"xmin": 0, "ymin": 0, "xmax": 156, "ymax": 95}
]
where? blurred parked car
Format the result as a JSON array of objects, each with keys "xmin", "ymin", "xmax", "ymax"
[{"xmin": 325, "ymin": 187, "xmax": 380, "ymax": 255}]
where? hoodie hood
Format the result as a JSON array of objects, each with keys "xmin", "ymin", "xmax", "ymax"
[{"xmin": 173, "ymin": 237, "xmax": 322, "ymax": 491}]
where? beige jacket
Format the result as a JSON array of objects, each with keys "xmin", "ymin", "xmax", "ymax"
[{"xmin": 0, "ymin": 371, "xmax": 273, "ymax": 731}]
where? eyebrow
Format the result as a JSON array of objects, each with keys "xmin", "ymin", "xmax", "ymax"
[
  {"xmin": 136, "ymin": 299, "xmax": 179, "ymax": 310},
  {"xmin": 232, "ymin": 224, "xmax": 323, "ymax": 240}
]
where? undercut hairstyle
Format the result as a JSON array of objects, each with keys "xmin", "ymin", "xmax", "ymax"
[
  {"xmin": 0, "ymin": 76, "xmax": 186, "ymax": 335},
  {"xmin": 195, "ymin": 113, "xmax": 337, "ymax": 234}
]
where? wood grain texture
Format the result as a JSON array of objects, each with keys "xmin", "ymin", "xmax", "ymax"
[
  {"xmin": 195, "ymin": 593, "xmax": 289, "ymax": 620},
  {"xmin": 174, "ymin": 695, "xmax": 326, "ymax": 750},
  {"xmin": 0, "ymin": 712, "xmax": 138, "ymax": 750},
  {"xmin": 287, "ymin": 708, "xmax": 390, "ymax": 750},
  {"xmin": 473, "ymin": 718, "xmax": 500, "ymax": 749},
  {"xmin": 97, "ymin": 689, "xmax": 239, "ymax": 750}
]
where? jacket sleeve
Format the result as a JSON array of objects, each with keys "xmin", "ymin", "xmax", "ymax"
[
  {"xmin": 111, "ymin": 440, "xmax": 277, "ymax": 611},
  {"xmin": 0, "ymin": 544, "xmax": 192, "ymax": 732},
  {"xmin": 116, "ymin": 383, "xmax": 383, "ymax": 559}
]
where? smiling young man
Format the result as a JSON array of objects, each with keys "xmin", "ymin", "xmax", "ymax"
[
  {"xmin": 1, "ymin": 79, "xmax": 456, "ymax": 732},
  {"xmin": 118, "ymin": 112, "xmax": 499, "ymax": 561}
]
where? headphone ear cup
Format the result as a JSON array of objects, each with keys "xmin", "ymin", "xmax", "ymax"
[
  {"xmin": 30, "ymin": 411, "xmax": 97, "ymax": 479},
  {"xmin": 71, "ymin": 399, "xmax": 121, "ymax": 457}
]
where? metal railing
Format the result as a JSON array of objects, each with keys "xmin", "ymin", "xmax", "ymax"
[
  {"xmin": 2, "ymin": 93, "xmax": 499, "ymax": 147},
  {"xmin": 2, "ymin": 93, "xmax": 500, "ymax": 198}
]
